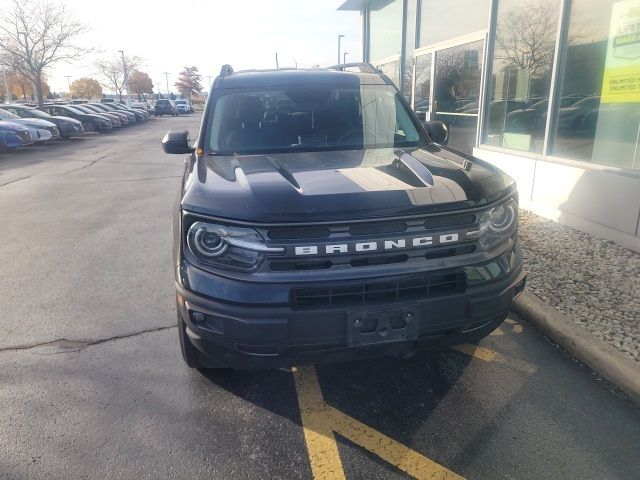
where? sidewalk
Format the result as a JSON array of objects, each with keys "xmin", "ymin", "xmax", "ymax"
[{"xmin": 518, "ymin": 210, "xmax": 640, "ymax": 364}]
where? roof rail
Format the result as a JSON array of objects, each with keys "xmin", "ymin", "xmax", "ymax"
[
  {"xmin": 327, "ymin": 62, "xmax": 380, "ymax": 73},
  {"xmin": 219, "ymin": 64, "xmax": 234, "ymax": 77}
]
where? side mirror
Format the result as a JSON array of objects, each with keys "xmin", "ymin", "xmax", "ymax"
[
  {"xmin": 424, "ymin": 121, "xmax": 449, "ymax": 145},
  {"xmin": 162, "ymin": 129, "xmax": 194, "ymax": 154}
]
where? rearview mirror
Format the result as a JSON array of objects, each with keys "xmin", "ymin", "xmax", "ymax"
[
  {"xmin": 162, "ymin": 130, "xmax": 194, "ymax": 154},
  {"xmin": 424, "ymin": 121, "xmax": 449, "ymax": 145}
]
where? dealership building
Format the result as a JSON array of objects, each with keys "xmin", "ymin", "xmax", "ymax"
[{"xmin": 339, "ymin": 0, "xmax": 640, "ymax": 252}]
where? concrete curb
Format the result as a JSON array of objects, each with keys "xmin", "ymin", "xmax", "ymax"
[{"xmin": 513, "ymin": 291, "xmax": 640, "ymax": 405}]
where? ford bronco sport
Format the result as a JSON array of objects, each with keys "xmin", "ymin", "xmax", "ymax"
[{"xmin": 162, "ymin": 63, "xmax": 526, "ymax": 369}]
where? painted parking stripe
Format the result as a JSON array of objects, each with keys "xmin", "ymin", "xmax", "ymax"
[
  {"xmin": 293, "ymin": 365, "xmax": 465, "ymax": 480},
  {"xmin": 453, "ymin": 343, "xmax": 538, "ymax": 375}
]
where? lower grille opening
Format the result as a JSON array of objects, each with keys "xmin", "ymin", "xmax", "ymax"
[{"xmin": 291, "ymin": 271, "xmax": 465, "ymax": 308}]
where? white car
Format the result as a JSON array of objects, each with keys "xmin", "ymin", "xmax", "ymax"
[
  {"xmin": 174, "ymin": 99, "xmax": 193, "ymax": 113},
  {"xmin": 0, "ymin": 108, "xmax": 60, "ymax": 141}
]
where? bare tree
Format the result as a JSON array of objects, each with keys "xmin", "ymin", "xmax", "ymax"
[
  {"xmin": 494, "ymin": 2, "xmax": 558, "ymax": 79},
  {"xmin": 95, "ymin": 55, "xmax": 141, "ymax": 101},
  {"xmin": 0, "ymin": 0, "xmax": 90, "ymax": 106}
]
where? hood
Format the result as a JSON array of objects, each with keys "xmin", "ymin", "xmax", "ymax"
[
  {"xmin": 7, "ymin": 118, "xmax": 57, "ymax": 128},
  {"xmin": 0, "ymin": 121, "xmax": 30, "ymax": 133},
  {"xmin": 182, "ymin": 147, "xmax": 516, "ymax": 222}
]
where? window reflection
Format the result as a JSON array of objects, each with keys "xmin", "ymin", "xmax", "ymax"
[
  {"xmin": 376, "ymin": 60, "xmax": 401, "ymax": 89},
  {"xmin": 419, "ymin": 0, "xmax": 489, "ymax": 47},
  {"xmin": 484, "ymin": 0, "xmax": 560, "ymax": 153},
  {"xmin": 552, "ymin": 0, "xmax": 640, "ymax": 170},
  {"xmin": 369, "ymin": 0, "xmax": 403, "ymax": 61}
]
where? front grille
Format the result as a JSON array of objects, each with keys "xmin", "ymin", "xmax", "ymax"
[
  {"xmin": 291, "ymin": 271, "xmax": 465, "ymax": 308},
  {"xmin": 263, "ymin": 213, "xmax": 479, "ymax": 272}
]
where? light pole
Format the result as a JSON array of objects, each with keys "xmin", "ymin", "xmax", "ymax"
[
  {"xmin": 343, "ymin": 52, "xmax": 348, "ymax": 64},
  {"xmin": 292, "ymin": 59, "xmax": 297, "ymax": 69},
  {"xmin": 337, "ymin": 34, "xmax": 345, "ymax": 65},
  {"xmin": 119, "ymin": 50, "xmax": 131, "ymax": 105},
  {"xmin": 162, "ymin": 72, "xmax": 170, "ymax": 96},
  {"xmin": 206, "ymin": 75, "xmax": 212, "ymax": 91},
  {"xmin": 155, "ymin": 82, "xmax": 161, "ymax": 99},
  {"xmin": 65, "ymin": 75, "xmax": 72, "ymax": 97}
]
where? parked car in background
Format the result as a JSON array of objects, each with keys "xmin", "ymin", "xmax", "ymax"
[
  {"xmin": 101, "ymin": 102, "xmax": 148, "ymax": 122},
  {"xmin": 2, "ymin": 104, "xmax": 85, "ymax": 139},
  {"xmin": 131, "ymin": 100, "xmax": 152, "ymax": 113},
  {"xmin": 40, "ymin": 104, "xmax": 112, "ymax": 133},
  {"xmin": 153, "ymin": 99, "xmax": 178, "ymax": 116},
  {"xmin": 85, "ymin": 103, "xmax": 131, "ymax": 125},
  {"xmin": 72, "ymin": 104, "xmax": 120, "ymax": 128},
  {"xmin": 100, "ymin": 98, "xmax": 116, "ymax": 103},
  {"xmin": 0, "ymin": 108, "xmax": 60, "ymax": 142},
  {"xmin": 175, "ymin": 99, "xmax": 193, "ymax": 113},
  {"xmin": 0, "ymin": 121, "xmax": 34, "ymax": 149}
]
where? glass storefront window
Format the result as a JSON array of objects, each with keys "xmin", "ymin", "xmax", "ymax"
[
  {"xmin": 434, "ymin": 40, "xmax": 484, "ymax": 153},
  {"xmin": 413, "ymin": 53, "xmax": 432, "ymax": 119},
  {"xmin": 483, "ymin": 0, "xmax": 560, "ymax": 153},
  {"xmin": 369, "ymin": 0, "xmax": 403, "ymax": 61},
  {"xmin": 552, "ymin": 0, "xmax": 640, "ymax": 170},
  {"xmin": 376, "ymin": 59, "xmax": 401, "ymax": 88},
  {"xmin": 419, "ymin": 0, "xmax": 489, "ymax": 47}
]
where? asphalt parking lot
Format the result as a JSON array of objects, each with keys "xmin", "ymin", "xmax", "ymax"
[{"xmin": 1, "ymin": 116, "xmax": 639, "ymax": 480}]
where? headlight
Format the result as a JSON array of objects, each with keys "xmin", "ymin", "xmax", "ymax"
[
  {"xmin": 478, "ymin": 198, "xmax": 518, "ymax": 251},
  {"xmin": 186, "ymin": 221, "xmax": 283, "ymax": 272}
]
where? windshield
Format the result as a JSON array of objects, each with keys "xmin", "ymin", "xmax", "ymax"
[
  {"xmin": 175, "ymin": 100, "xmax": 187, "ymax": 105},
  {"xmin": 207, "ymin": 84, "xmax": 422, "ymax": 154},
  {"xmin": 62, "ymin": 105, "xmax": 85, "ymax": 115},
  {"xmin": 79, "ymin": 105, "xmax": 102, "ymax": 113},
  {"xmin": 0, "ymin": 108, "xmax": 20, "ymax": 120},
  {"xmin": 21, "ymin": 108, "xmax": 51, "ymax": 119}
]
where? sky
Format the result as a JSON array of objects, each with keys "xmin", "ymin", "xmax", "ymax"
[{"xmin": 1, "ymin": 0, "xmax": 362, "ymax": 94}]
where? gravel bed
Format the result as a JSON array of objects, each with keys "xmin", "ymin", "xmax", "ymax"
[{"xmin": 518, "ymin": 210, "xmax": 640, "ymax": 363}]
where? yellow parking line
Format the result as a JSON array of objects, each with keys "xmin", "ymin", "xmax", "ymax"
[
  {"xmin": 453, "ymin": 343, "xmax": 538, "ymax": 375},
  {"xmin": 293, "ymin": 366, "xmax": 346, "ymax": 480},
  {"xmin": 327, "ymin": 406, "xmax": 464, "ymax": 480},
  {"xmin": 292, "ymin": 365, "xmax": 465, "ymax": 480}
]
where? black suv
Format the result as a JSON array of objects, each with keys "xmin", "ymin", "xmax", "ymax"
[
  {"xmin": 154, "ymin": 99, "xmax": 178, "ymax": 116},
  {"xmin": 163, "ymin": 64, "xmax": 526, "ymax": 369}
]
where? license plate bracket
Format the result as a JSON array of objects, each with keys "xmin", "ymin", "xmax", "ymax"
[{"xmin": 347, "ymin": 305, "xmax": 420, "ymax": 347}]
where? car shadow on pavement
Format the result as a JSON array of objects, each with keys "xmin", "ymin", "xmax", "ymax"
[{"xmin": 199, "ymin": 347, "xmax": 473, "ymax": 438}]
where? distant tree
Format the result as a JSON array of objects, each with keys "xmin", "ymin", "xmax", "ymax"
[
  {"xmin": 70, "ymin": 77, "xmax": 102, "ymax": 99},
  {"xmin": 95, "ymin": 55, "xmax": 142, "ymax": 101},
  {"xmin": 129, "ymin": 70, "xmax": 153, "ymax": 99},
  {"xmin": 0, "ymin": 0, "xmax": 91, "ymax": 106},
  {"xmin": 175, "ymin": 66, "xmax": 202, "ymax": 101},
  {"xmin": 8, "ymin": 73, "xmax": 50, "ymax": 100}
]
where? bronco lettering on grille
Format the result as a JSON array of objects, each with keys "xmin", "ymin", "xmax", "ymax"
[{"xmin": 293, "ymin": 232, "xmax": 462, "ymax": 256}]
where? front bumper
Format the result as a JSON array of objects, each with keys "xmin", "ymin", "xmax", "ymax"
[
  {"xmin": 176, "ymin": 245, "xmax": 526, "ymax": 369},
  {"xmin": 58, "ymin": 124, "xmax": 84, "ymax": 137}
]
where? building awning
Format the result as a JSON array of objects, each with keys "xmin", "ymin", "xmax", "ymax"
[
  {"xmin": 338, "ymin": 0, "xmax": 396, "ymax": 11},
  {"xmin": 338, "ymin": 0, "xmax": 365, "ymax": 10}
]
